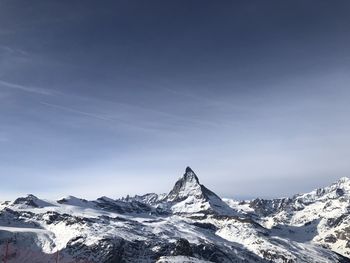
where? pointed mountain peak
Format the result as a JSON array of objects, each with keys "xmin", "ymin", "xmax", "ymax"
[
  {"xmin": 185, "ymin": 166, "xmax": 194, "ymax": 174},
  {"xmin": 167, "ymin": 167, "xmax": 202, "ymax": 202},
  {"xmin": 183, "ymin": 166, "xmax": 199, "ymax": 184},
  {"xmin": 165, "ymin": 167, "xmax": 234, "ymax": 215},
  {"xmin": 26, "ymin": 194, "xmax": 39, "ymax": 199}
]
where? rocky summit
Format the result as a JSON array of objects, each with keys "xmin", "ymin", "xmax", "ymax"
[{"xmin": 0, "ymin": 167, "xmax": 350, "ymax": 263}]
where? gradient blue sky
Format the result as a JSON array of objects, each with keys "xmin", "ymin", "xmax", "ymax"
[{"xmin": 1, "ymin": 0, "xmax": 350, "ymax": 200}]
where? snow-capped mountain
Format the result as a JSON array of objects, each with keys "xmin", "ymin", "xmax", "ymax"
[
  {"xmin": 0, "ymin": 167, "xmax": 349, "ymax": 263},
  {"xmin": 246, "ymin": 177, "xmax": 350, "ymax": 259},
  {"xmin": 163, "ymin": 167, "xmax": 234, "ymax": 215}
]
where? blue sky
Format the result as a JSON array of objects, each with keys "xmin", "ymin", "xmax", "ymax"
[{"xmin": 1, "ymin": 0, "xmax": 350, "ymax": 200}]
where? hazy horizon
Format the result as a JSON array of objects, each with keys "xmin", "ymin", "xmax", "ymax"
[
  {"xmin": 1, "ymin": 0, "xmax": 350, "ymax": 200},
  {"xmin": 0, "ymin": 165, "xmax": 348, "ymax": 202}
]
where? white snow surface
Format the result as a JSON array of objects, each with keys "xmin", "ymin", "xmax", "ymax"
[
  {"xmin": 156, "ymin": 256, "xmax": 212, "ymax": 262},
  {"xmin": 0, "ymin": 168, "xmax": 349, "ymax": 262}
]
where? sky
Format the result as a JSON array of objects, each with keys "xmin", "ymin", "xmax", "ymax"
[{"xmin": 0, "ymin": 0, "xmax": 350, "ymax": 200}]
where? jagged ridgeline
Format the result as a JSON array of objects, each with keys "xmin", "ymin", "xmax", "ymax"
[{"xmin": 0, "ymin": 167, "xmax": 350, "ymax": 262}]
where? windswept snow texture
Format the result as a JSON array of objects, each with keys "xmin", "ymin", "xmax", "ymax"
[{"xmin": 0, "ymin": 167, "xmax": 350, "ymax": 263}]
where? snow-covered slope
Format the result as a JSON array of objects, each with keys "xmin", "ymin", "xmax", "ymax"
[
  {"xmin": 0, "ymin": 167, "xmax": 349, "ymax": 263},
  {"xmin": 236, "ymin": 177, "xmax": 350, "ymax": 259},
  {"xmin": 164, "ymin": 167, "xmax": 234, "ymax": 215}
]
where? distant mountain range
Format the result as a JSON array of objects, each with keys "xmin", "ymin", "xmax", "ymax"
[{"xmin": 0, "ymin": 167, "xmax": 349, "ymax": 262}]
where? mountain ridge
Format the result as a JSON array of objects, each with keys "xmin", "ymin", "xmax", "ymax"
[{"xmin": 0, "ymin": 168, "xmax": 349, "ymax": 262}]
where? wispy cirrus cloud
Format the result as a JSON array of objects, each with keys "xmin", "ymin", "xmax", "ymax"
[
  {"xmin": 39, "ymin": 101, "xmax": 163, "ymax": 132},
  {"xmin": 0, "ymin": 45, "xmax": 28, "ymax": 56},
  {"xmin": 40, "ymin": 101, "xmax": 111, "ymax": 121},
  {"xmin": 0, "ymin": 79, "xmax": 55, "ymax": 96}
]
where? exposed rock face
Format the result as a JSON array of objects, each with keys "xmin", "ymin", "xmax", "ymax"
[
  {"xmin": 165, "ymin": 167, "xmax": 234, "ymax": 215},
  {"xmin": 249, "ymin": 197, "xmax": 292, "ymax": 216},
  {"xmin": 0, "ymin": 167, "xmax": 350, "ymax": 262},
  {"xmin": 244, "ymin": 176, "xmax": 350, "ymax": 258},
  {"xmin": 13, "ymin": 194, "xmax": 54, "ymax": 209},
  {"xmin": 167, "ymin": 167, "xmax": 202, "ymax": 202}
]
